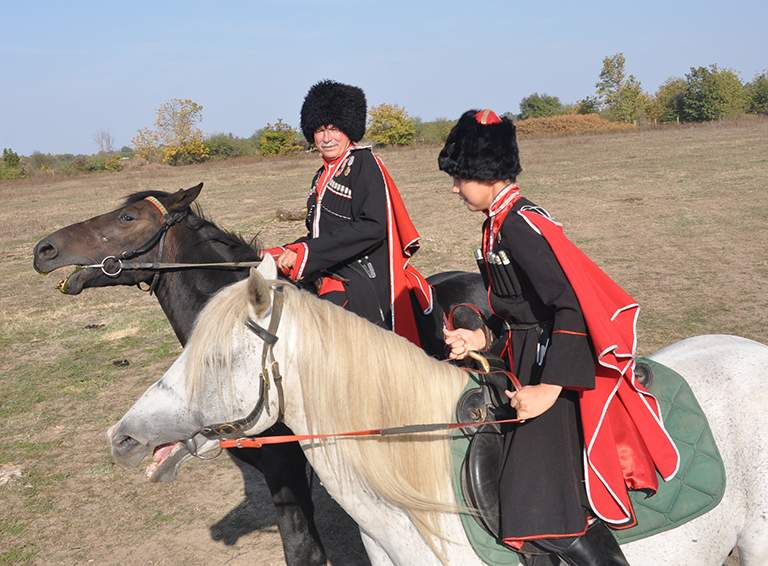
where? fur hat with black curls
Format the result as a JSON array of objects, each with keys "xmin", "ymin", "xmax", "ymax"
[
  {"xmin": 300, "ymin": 80, "xmax": 367, "ymax": 143},
  {"xmin": 438, "ymin": 109, "xmax": 522, "ymax": 181}
]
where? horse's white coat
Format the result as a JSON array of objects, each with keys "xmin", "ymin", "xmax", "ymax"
[{"xmin": 109, "ymin": 263, "xmax": 768, "ymax": 565}]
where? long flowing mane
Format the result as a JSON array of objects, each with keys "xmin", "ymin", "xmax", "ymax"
[
  {"xmin": 290, "ymin": 287, "xmax": 470, "ymax": 549},
  {"xmin": 184, "ymin": 279, "xmax": 471, "ymax": 552}
]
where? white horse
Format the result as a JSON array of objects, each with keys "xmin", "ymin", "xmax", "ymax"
[{"xmin": 108, "ymin": 256, "xmax": 768, "ymax": 565}]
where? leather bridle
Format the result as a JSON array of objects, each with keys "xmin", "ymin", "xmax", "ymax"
[
  {"xmin": 79, "ymin": 197, "xmax": 261, "ymax": 294},
  {"xmin": 189, "ymin": 285, "xmax": 286, "ymax": 451},
  {"xmin": 79, "ymin": 198, "xmax": 189, "ymax": 294}
]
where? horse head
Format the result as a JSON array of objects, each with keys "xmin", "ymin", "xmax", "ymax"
[
  {"xmin": 33, "ymin": 183, "xmax": 203, "ymax": 294},
  {"xmin": 107, "ymin": 255, "xmax": 283, "ymax": 482}
]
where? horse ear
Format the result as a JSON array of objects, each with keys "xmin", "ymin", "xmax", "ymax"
[
  {"xmin": 248, "ymin": 266, "xmax": 272, "ymax": 315},
  {"xmin": 167, "ymin": 183, "xmax": 204, "ymax": 212},
  {"xmin": 256, "ymin": 252, "xmax": 278, "ymax": 280}
]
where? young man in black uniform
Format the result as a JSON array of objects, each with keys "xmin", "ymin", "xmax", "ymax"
[
  {"xmin": 439, "ymin": 109, "xmax": 656, "ymax": 565},
  {"xmin": 269, "ymin": 80, "xmax": 431, "ymax": 346}
]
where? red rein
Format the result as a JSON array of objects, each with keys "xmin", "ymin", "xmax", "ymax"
[{"xmin": 220, "ymin": 304, "xmax": 524, "ymax": 449}]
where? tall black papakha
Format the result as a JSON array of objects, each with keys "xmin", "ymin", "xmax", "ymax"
[
  {"xmin": 300, "ymin": 80, "xmax": 367, "ymax": 143},
  {"xmin": 438, "ymin": 109, "xmax": 522, "ymax": 181}
]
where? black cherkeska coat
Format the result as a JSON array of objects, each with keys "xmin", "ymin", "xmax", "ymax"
[
  {"xmin": 482, "ymin": 194, "xmax": 597, "ymax": 543},
  {"xmin": 292, "ymin": 146, "xmax": 392, "ymax": 328}
]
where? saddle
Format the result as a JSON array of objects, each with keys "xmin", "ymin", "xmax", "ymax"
[{"xmin": 456, "ymin": 358, "xmax": 655, "ymax": 556}]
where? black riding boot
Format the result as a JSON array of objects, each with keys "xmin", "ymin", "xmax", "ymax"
[{"xmin": 533, "ymin": 521, "xmax": 630, "ymax": 566}]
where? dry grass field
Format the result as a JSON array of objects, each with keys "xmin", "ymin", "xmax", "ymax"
[{"xmin": 1, "ymin": 118, "xmax": 767, "ymax": 565}]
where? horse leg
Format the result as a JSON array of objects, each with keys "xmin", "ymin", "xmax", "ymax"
[{"xmin": 228, "ymin": 443, "xmax": 326, "ymax": 566}]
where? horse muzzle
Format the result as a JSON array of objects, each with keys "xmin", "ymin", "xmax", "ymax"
[{"xmin": 107, "ymin": 424, "xmax": 151, "ymax": 469}]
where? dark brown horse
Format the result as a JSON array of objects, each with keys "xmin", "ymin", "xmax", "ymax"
[{"xmin": 33, "ymin": 183, "xmax": 489, "ymax": 566}]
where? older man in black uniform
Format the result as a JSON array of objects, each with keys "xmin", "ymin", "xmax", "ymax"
[{"xmin": 269, "ymin": 80, "xmax": 431, "ymax": 346}]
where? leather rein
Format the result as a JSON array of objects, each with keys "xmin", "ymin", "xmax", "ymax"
[{"xmin": 206, "ymin": 301, "xmax": 526, "ymax": 452}]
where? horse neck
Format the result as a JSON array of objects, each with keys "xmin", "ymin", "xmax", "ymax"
[
  {"xmin": 153, "ymin": 219, "xmax": 259, "ymax": 345},
  {"xmin": 272, "ymin": 300, "xmax": 472, "ymax": 563}
]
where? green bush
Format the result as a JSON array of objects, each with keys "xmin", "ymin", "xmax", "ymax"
[
  {"xmin": 206, "ymin": 133, "xmax": 258, "ymax": 159},
  {"xmin": 367, "ymin": 104, "xmax": 416, "ymax": 146},
  {"xmin": 652, "ymin": 78, "xmax": 687, "ymax": 122},
  {"xmin": 0, "ymin": 164, "xmax": 25, "ymax": 180},
  {"xmin": 3, "ymin": 148, "xmax": 20, "ymax": 168},
  {"xmin": 26, "ymin": 152, "xmax": 59, "ymax": 174},
  {"xmin": 604, "ymin": 76, "xmax": 645, "ymax": 123},
  {"xmin": 575, "ymin": 97, "xmax": 599, "ymax": 114},
  {"xmin": 519, "ymin": 93, "xmax": 564, "ymax": 119},
  {"xmin": 60, "ymin": 156, "xmax": 90, "ymax": 175},
  {"xmin": 414, "ymin": 118, "xmax": 455, "ymax": 144},
  {"xmin": 681, "ymin": 65, "xmax": 746, "ymax": 122},
  {"xmin": 745, "ymin": 72, "xmax": 768, "ymax": 115},
  {"xmin": 0, "ymin": 148, "xmax": 24, "ymax": 180},
  {"xmin": 257, "ymin": 120, "xmax": 303, "ymax": 156},
  {"xmin": 87, "ymin": 154, "xmax": 124, "ymax": 172}
]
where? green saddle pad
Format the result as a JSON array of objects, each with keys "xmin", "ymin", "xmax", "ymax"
[{"xmin": 450, "ymin": 357, "xmax": 726, "ymax": 565}]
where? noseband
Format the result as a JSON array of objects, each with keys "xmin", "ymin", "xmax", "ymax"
[{"xmin": 191, "ymin": 285, "xmax": 286, "ymax": 450}]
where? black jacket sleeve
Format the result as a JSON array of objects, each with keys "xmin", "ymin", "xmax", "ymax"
[{"xmin": 501, "ymin": 214, "xmax": 595, "ymax": 389}]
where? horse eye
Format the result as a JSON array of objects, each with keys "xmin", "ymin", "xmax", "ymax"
[{"xmin": 120, "ymin": 213, "xmax": 135, "ymax": 222}]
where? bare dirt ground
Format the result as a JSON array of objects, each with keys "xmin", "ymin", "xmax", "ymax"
[{"xmin": 2, "ymin": 118, "xmax": 766, "ymax": 565}]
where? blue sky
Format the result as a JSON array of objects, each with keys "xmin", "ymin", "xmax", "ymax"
[{"xmin": 1, "ymin": 0, "xmax": 765, "ymax": 155}]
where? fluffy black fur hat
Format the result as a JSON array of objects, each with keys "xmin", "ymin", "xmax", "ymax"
[
  {"xmin": 438, "ymin": 109, "xmax": 522, "ymax": 181},
  {"xmin": 300, "ymin": 80, "xmax": 367, "ymax": 143}
]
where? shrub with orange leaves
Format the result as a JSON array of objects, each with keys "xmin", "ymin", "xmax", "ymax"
[{"xmin": 515, "ymin": 114, "xmax": 635, "ymax": 138}]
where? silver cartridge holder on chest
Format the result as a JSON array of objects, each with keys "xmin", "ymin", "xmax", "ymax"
[
  {"xmin": 497, "ymin": 250, "xmax": 522, "ymax": 298},
  {"xmin": 491, "ymin": 252, "xmax": 514, "ymax": 296},
  {"xmin": 475, "ymin": 248, "xmax": 490, "ymax": 288}
]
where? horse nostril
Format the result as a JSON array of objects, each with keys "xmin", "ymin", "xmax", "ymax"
[
  {"xmin": 115, "ymin": 435, "xmax": 140, "ymax": 453},
  {"xmin": 35, "ymin": 240, "xmax": 58, "ymax": 261}
]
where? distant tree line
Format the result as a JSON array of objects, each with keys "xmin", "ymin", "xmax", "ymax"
[
  {"xmin": 514, "ymin": 54, "xmax": 768, "ymax": 126},
  {"xmin": 2, "ymin": 55, "xmax": 765, "ymax": 179}
]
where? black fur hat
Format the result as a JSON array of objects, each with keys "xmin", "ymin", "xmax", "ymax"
[
  {"xmin": 300, "ymin": 80, "xmax": 367, "ymax": 143},
  {"xmin": 438, "ymin": 109, "xmax": 522, "ymax": 181}
]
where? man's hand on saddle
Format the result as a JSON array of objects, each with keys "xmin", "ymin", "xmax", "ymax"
[
  {"xmin": 443, "ymin": 327, "xmax": 487, "ymax": 360},
  {"xmin": 505, "ymin": 383, "xmax": 562, "ymax": 420}
]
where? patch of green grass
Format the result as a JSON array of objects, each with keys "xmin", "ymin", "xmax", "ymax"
[
  {"xmin": 0, "ymin": 325, "xmax": 40, "ymax": 355},
  {"xmin": 1, "ymin": 331, "xmax": 145, "ymax": 420},
  {"xmin": 0, "ymin": 518, "xmax": 25, "ymax": 537},
  {"xmin": 8, "ymin": 468, "xmax": 69, "ymax": 514},
  {"xmin": 89, "ymin": 461, "xmax": 114, "ymax": 477},
  {"xmin": 0, "ymin": 440, "xmax": 63, "ymax": 465},
  {"xmin": 146, "ymin": 510, "xmax": 175, "ymax": 528},
  {"xmin": 0, "ymin": 545, "xmax": 37, "ymax": 565},
  {"xmin": 0, "ymin": 380, "xmax": 47, "ymax": 420}
]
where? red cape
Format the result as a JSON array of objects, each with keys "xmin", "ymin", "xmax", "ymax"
[
  {"xmin": 373, "ymin": 155, "xmax": 433, "ymax": 346},
  {"xmin": 519, "ymin": 209, "xmax": 680, "ymax": 527}
]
